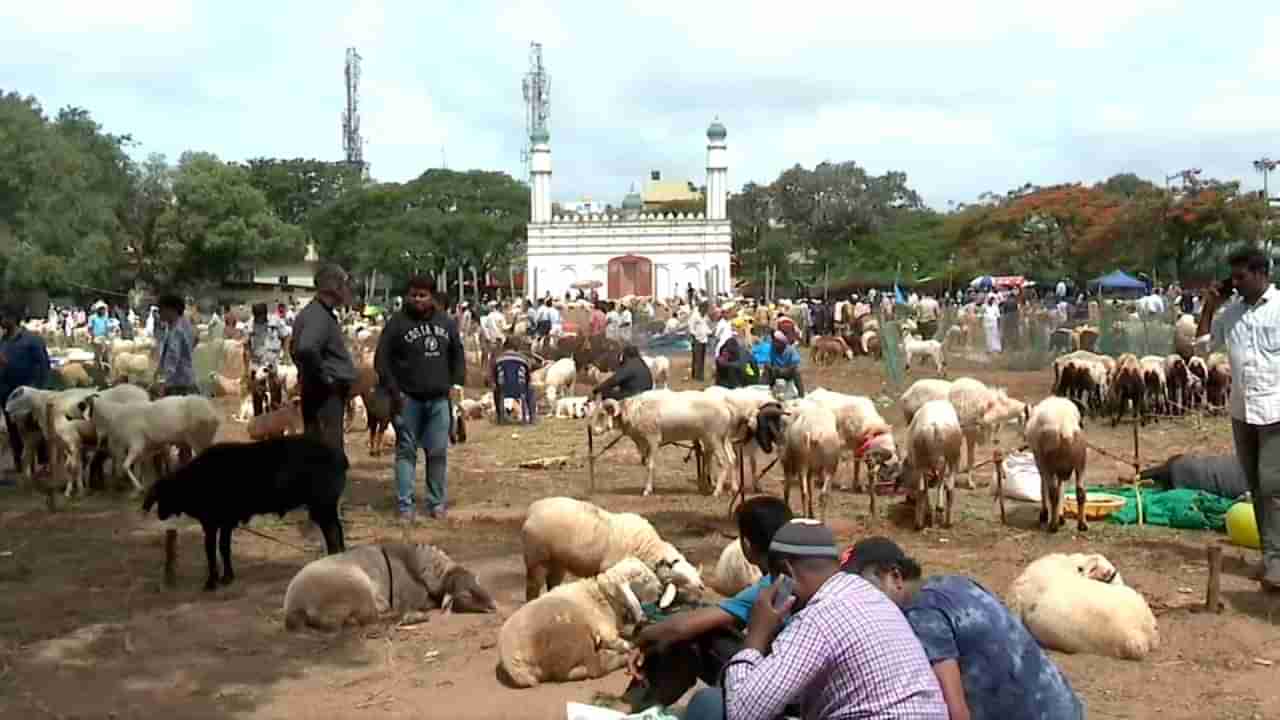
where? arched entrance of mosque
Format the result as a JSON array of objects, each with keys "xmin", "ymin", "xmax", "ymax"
[{"xmin": 607, "ymin": 255, "xmax": 653, "ymax": 298}]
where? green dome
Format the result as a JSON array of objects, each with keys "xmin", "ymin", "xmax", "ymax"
[
  {"xmin": 707, "ymin": 120, "xmax": 727, "ymax": 141},
  {"xmin": 622, "ymin": 191, "xmax": 643, "ymax": 211},
  {"xmin": 531, "ymin": 127, "xmax": 550, "ymax": 144}
]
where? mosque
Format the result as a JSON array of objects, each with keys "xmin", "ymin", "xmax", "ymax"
[{"xmin": 524, "ymin": 121, "xmax": 733, "ymax": 300}]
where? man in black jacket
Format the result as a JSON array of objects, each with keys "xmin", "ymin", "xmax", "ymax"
[
  {"xmin": 291, "ymin": 264, "xmax": 358, "ymax": 455},
  {"xmin": 590, "ymin": 344, "xmax": 653, "ymax": 402},
  {"xmin": 375, "ymin": 275, "xmax": 466, "ymax": 522}
]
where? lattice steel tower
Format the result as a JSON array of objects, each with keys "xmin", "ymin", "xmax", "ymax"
[
  {"xmin": 521, "ymin": 42, "xmax": 550, "ymax": 175},
  {"xmin": 342, "ymin": 47, "xmax": 366, "ymax": 178}
]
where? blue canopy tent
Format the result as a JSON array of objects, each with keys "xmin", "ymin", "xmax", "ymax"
[{"xmin": 1089, "ymin": 270, "xmax": 1148, "ymax": 297}]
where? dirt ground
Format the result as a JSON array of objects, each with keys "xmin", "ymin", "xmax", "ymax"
[{"xmin": 2, "ymin": 352, "xmax": 1279, "ymax": 720}]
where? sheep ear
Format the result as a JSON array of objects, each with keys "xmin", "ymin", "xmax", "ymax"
[{"xmin": 620, "ymin": 583, "xmax": 645, "ymax": 624}]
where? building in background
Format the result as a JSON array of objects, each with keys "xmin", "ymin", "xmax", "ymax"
[{"xmin": 525, "ymin": 121, "xmax": 732, "ymax": 300}]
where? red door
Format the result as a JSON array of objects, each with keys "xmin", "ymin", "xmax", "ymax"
[{"xmin": 607, "ymin": 255, "xmax": 653, "ymax": 297}]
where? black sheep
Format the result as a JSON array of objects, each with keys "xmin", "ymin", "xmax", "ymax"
[{"xmin": 142, "ymin": 435, "xmax": 348, "ymax": 591}]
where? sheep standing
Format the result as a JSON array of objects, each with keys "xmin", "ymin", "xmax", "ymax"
[
  {"xmin": 900, "ymin": 379, "xmax": 952, "ymax": 425},
  {"xmin": 947, "ymin": 378, "xmax": 1028, "ymax": 489},
  {"xmin": 704, "ymin": 385, "xmax": 776, "ymax": 492},
  {"xmin": 897, "ymin": 399, "xmax": 962, "ymax": 530},
  {"xmin": 642, "ymin": 355, "xmax": 671, "ymax": 390},
  {"xmin": 142, "ymin": 435, "xmax": 348, "ymax": 590},
  {"xmin": 755, "ymin": 400, "xmax": 843, "ymax": 519},
  {"xmin": 1206, "ymin": 352, "xmax": 1231, "ymax": 411},
  {"xmin": 1007, "ymin": 552, "xmax": 1159, "ymax": 661},
  {"xmin": 806, "ymin": 388, "xmax": 898, "ymax": 494},
  {"xmin": 283, "ymin": 543, "xmax": 495, "ymax": 631},
  {"xmin": 1138, "ymin": 356, "xmax": 1168, "ymax": 417},
  {"xmin": 902, "ymin": 334, "xmax": 945, "ymax": 375},
  {"xmin": 51, "ymin": 384, "xmax": 151, "ymax": 497},
  {"xmin": 810, "ymin": 336, "xmax": 852, "ymax": 366},
  {"xmin": 1024, "ymin": 396, "xmax": 1089, "ymax": 533},
  {"xmin": 499, "ymin": 557, "xmax": 664, "ymax": 687},
  {"xmin": 1110, "ymin": 353, "xmax": 1146, "ymax": 426},
  {"xmin": 521, "ymin": 497, "xmax": 703, "ymax": 601},
  {"xmin": 542, "ymin": 357, "xmax": 577, "ymax": 407},
  {"xmin": 708, "ymin": 538, "xmax": 761, "ymax": 597},
  {"xmin": 82, "ymin": 395, "xmax": 221, "ymax": 493},
  {"xmin": 588, "ymin": 390, "xmax": 737, "ymax": 497}
]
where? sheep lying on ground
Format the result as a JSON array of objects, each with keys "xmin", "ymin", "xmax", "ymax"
[
  {"xmin": 521, "ymin": 497, "xmax": 703, "ymax": 601},
  {"xmin": 1024, "ymin": 396, "xmax": 1089, "ymax": 533},
  {"xmin": 283, "ymin": 543, "xmax": 495, "ymax": 631},
  {"xmin": 1007, "ymin": 552, "xmax": 1159, "ymax": 661},
  {"xmin": 554, "ymin": 396, "xmax": 594, "ymax": 419},
  {"xmin": 142, "ymin": 435, "xmax": 348, "ymax": 590},
  {"xmin": 588, "ymin": 390, "xmax": 737, "ymax": 496},
  {"xmin": 499, "ymin": 557, "xmax": 664, "ymax": 687},
  {"xmin": 246, "ymin": 398, "xmax": 304, "ymax": 440},
  {"xmin": 903, "ymin": 333, "xmax": 945, "ymax": 375},
  {"xmin": 707, "ymin": 538, "xmax": 761, "ymax": 597},
  {"xmin": 82, "ymin": 394, "xmax": 221, "ymax": 493},
  {"xmin": 895, "ymin": 399, "xmax": 962, "ymax": 530}
]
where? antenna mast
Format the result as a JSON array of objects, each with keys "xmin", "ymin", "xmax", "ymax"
[
  {"xmin": 342, "ymin": 47, "xmax": 367, "ymax": 180},
  {"xmin": 520, "ymin": 42, "xmax": 550, "ymax": 175}
]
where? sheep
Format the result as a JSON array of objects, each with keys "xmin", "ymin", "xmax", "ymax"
[
  {"xmin": 142, "ymin": 435, "xmax": 348, "ymax": 590},
  {"xmin": 109, "ymin": 352, "xmax": 152, "ymax": 384},
  {"xmin": 362, "ymin": 385, "xmax": 394, "ymax": 456},
  {"xmin": 1163, "ymin": 355, "xmax": 1190, "ymax": 415},
  {"xmin": 82, "ymin": 394, "xmax": 221, "ymax": 493},
  {"xmin": 806, "ymin": 387, "xmax": 898, "ymax": 495},
  {"xmin": 1173, "ymin": 313, "xmax": 1197, "ymax": 360},
  {"xmin": 1053, "ymin": 353, "xmax": 1109, "ymax": 416},
  {"xmin": 542, "ymin": 357, "xmax": 577, "ymax": 407},
  {"xmin": 947, "ymin": 377, "xmax": 1028, "ymax": 489},
  {"xmin": 1007, "ymin": 552, "xmax": 1159, "ymax": 661},
  {"xmin": 246, "ymin": 398, "xmax": 304, "ymax": 440},
  {"xmin": 707, "ymin": 538, "xmax": 761, "ymax": 597},
  {"xmin": 1139, "ymin": 356, "xmax": 1168, "ymax": 417},
  {"xmin": 862, "ymin": 330, "xmax": 882, "ymax": 359},
  {"xmin": 554, "ymin": 396, "xmax": 594, "ymax": 419},
  {"xmin": 642, "ymin": 355, "xmax": 671, "ymax": 390},
  {"xmin": 55, "ymin": 363, "xmax": 93, "ymax": 388},
  {"xmin": 902, "ymin": 333, "xmax": 945, "ymax": 375},
  {"xmin": 900, "ymin": 379, "xmax": 952, "ymax": 425},
  {"xmin": 1024, "ymin": 396, "xmax": 1089, "ymax": 533},
  {"xmin": 1109, "ymin": 353, "xmax": 1146, "ymax": 426},
  {"xmin": 458, "ymin": 397, "xmax": 486, "ymax": 420},
  {"xmin": 1186, "ymin": 356, "xmax": 1209, "ymax": 409},
  {"xmin": 894, "ymin": 399, "xmax": 963, "ymax": 530},
  {"xmin": 588, "ymin": 390, "xmax": 737, "ymax": 497},
  {"xmin": 499, "ymin": 557, "xmax": 665, "ymax": 687},
  {"xmin": 1206, "ymin": 352, "xmax": 1231, "ymax": 412},
  {"xmin": 207, "ymin": 371, "xmax": 243, "ymax": 398},
  {"xmin": 752, "ymin": 400, "xmax": 843, "ymax": 519},
  {"xmin": 521, "ymin": 496, "xmax": 704, "ymax": 601},
  {"xmin": 283, "ymin": 543, "xmax": 496, "ymax": 631},
  {"xmin": 51, "ymin": 383, "xmax": 151, "ymax": 497},
  {"xmin": 810, "ymin": 336, "xmax": 852, "ymax": 366},
  {"xmin": 704, "ymin": 385, "xmax": 776, "ymax": 491}
]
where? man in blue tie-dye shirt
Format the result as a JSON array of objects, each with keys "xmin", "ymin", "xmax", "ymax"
[{"xmin": 847, "ymin": 537, "xmax": 1084, "ymax": 720}]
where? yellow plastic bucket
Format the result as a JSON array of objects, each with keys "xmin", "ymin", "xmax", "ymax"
[{"xmin": 1226, "ymin": 502, "xmax": 1261, "ymax": 550}]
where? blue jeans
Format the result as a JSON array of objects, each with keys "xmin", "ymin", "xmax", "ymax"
[
  {"xmin": 393, "ymin": 396, "xmax": 451, "ymax": 515},
  {"xmin": 685, "ymin": 687, "xmax": 725, "ymax": 720}
]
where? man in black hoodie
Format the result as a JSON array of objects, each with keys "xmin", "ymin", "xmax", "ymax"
[
  {"xmin": 590, "ymin": 344, "xmax": 653, "ymax": 402},
  {"xmin": 375, "ymin": 275, "xmax": 466, "ymax": 522}
]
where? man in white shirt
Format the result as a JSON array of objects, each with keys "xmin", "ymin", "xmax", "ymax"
[
  {"xmin": 712, "ymin": 307, "xmax": 734, "ymax": 356},
  {"xmin": 1197, "ymin": 246, "xmax": 1280, "ymax": 592},
  {"xmin": 688, "ymin": 304, "xmax": 711, "ymax": 382}
]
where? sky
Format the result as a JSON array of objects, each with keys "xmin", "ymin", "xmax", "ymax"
[{"xmin": 5, "ymin": 1, "xmax": 1280, "ymax": 210}]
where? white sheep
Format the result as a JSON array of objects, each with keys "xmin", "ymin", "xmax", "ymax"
[
  {"xmin": 753, "ymin": 400, "xmax": 843, "ymax": 519},
  {"xmin": 1173, "ymin": 313, "xmax": 1196, "ymax": 360},
  {"xmin": 588, "ymin": 390, "xmax": 737, "ymax": 497},
  {"xmin": 1139, "ymin": 355, "xmax": 1168, "ymax": 416},
  {"xmin": 707, "ymin": 538, "xmax": 761, "ymax": 597},
  {"xmin": 1007, "ymin": 552, "xmax": 1159, "ymax": 661},
  {"xmin": 903, "ymin": 333, "xmax": 945, "ymax": 375},
  {"xmin": 900, "ymin": 379, "xmax": 952, "ymax": 425},
  {"xmin": 541, "ymin": 357, "xmax": 576, "ymax": 407},
  {"xmin": 51, "ymin": 384, "xmax": 151, "ymax": 497},
  {"xmin": 1024, "ymin": 396, "xmax": 1089, "ymax": 533},
  {"xmin": 554, "ymin": 396, "xmax": 594, "ymax": 419},
  {"xmin": 704, "ymin": 385, "xmax": 776, "ymax": 491},
  {"xmin": 499, "ymin": 557, "xmax": 664, "ymax": 687},
  {"xmin": 642, "ymin": 355, "xmax": 671, "ymax": 390},
  {"xmin": 521, "ymin": 497, "xmax": 703, "ymax": 601},
  {"xmin": 947, "ymin": 377, "xmax": 1029, "ymax": 489},
  {"xmin": 82, "ymin": 395, "xmax": 221, "ymax": 492},
  {"xmin": 896, "ymin": 399, "xmax": 962, "ymax": 530},
  {"xmin": 806, "ymin": 388, "xmax": 898, "ymax": 493},
  {"xmin": 109, "ymin": 352, "xmax": 152, "ymax": 384}
]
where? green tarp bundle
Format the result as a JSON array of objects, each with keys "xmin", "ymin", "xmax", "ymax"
[{"xmin": 1088, "ymin": 486, "xmax": 1237, "ymax": 531}]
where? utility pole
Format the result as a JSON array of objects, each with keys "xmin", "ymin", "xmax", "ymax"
[{"xmin": 1254, "ymin": 157, "xmax": 1278, "ymax": 252}]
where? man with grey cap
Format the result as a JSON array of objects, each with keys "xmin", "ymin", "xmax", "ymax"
[
  {"xmin": 846, "ymin": 537, "xmax": 1083, "ymax": 720},
  {"xmin": 686, "ymin": 519, "xmax": 946, "ymax": 720}
]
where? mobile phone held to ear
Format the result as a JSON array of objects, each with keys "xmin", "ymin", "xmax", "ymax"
[
  {"xmin": 1218, "ymin": 278, "xmax": 1234, "ymax": 296},
  {"xmin": 772, "ymin": 575, "xmax": 794, "ymax": 610}
]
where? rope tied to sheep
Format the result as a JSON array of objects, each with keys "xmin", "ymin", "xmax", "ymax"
[
  {"xmin": 239, "ymin": 526, "xmax": 309, "ymax": 553},
  {"xmin": 380, "ymin": 546, "xmax": 395, "ymax": 610}
]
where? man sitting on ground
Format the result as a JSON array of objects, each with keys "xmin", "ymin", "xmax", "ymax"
[
  {"xmin": 625, "ymin": 497, "xmax": 793, "ymax": 710},
  {"xmin": 848, "ymin": 537, "xmax": 1083, "ymax": 720},
  {"xmin": 687, "ymin": 520, "xmax": 947, "ymax": 720}
]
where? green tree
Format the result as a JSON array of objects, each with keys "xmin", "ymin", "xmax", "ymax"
[
  {"xmin": 154, "ymin": 152, "xmax": 306, "ymax": 290},
  {"xmin": 243, "ymin": 158, "xmax": 362, "ymax": 227}
]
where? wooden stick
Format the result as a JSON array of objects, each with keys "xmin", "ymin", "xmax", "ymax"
[
  {"xmin": 587, "ymin": 425, "xmax": 595, "ymax": 496},
  {"xmin": 164, "ymin": 529, "xmax": 178, "ymax": 588},
  {"xmin": 994, "ymin": 448, "xmax": 1007, "ymax": 525},
  {"xmin": 1132, "ymin": 424, "xmax": 1144, "ymax": 527},
  {"xmin": 868, "ymin": 459, "xmax": 877, "ymax": 519},
  {"xmin": 1206, "ymin": 544, "xmax": 1223, "ymax": 613}
]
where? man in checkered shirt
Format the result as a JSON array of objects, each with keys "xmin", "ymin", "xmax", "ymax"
[{"xmin": 685, "ymin": 520, "xmax": 946, "ymax": 720}]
